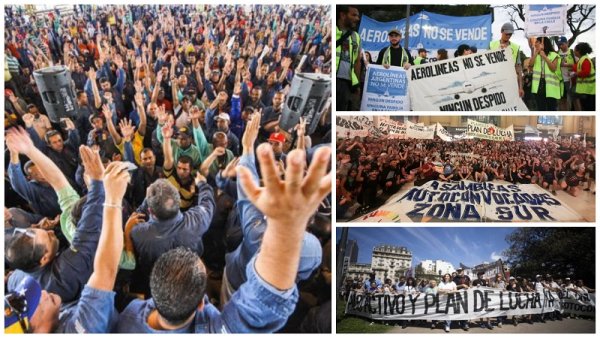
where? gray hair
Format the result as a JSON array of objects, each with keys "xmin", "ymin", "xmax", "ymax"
[{"xmin": 147, "ymin": 179, "xmax": 180, "ymax": 220}]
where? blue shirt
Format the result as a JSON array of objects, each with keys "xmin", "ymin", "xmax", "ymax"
[
  {"xmin": 224, "ymin": 154, "xmax": 321, "ymax": 291},
  {"xmin": 131, "ymin": 183, "xmax": 215, "ymax": 293},
  {"xmin": 8, "ymin": 180, "xmax": 105, "ymax": 303},
  {"xmin": 8, "ymin": 162, "xmax": 61, "ymax": 217},
  {"xmin": 116, "ymin": 257, "xmax": 298, "ymax": 333},
  {"xmin": 57, "ymin": 285, "xmax": 117, "ymax": 333}
]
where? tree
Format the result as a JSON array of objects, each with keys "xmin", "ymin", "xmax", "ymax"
[
  {"xmin": 500, "ymin": 5, "xmax": 596, "ymax": 47},
  {"xmin": 503, "ymin": 228, "xmax": 595, "ymax": 286}
]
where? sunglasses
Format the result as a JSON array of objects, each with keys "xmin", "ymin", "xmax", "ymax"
[{"xmin": 5, "ymin": 293, "xmax": 32, "ymax": 333}]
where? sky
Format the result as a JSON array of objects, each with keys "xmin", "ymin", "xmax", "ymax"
[{"xmin": 336, "ymin": 227, "xmax": 516, "ymax": 269}]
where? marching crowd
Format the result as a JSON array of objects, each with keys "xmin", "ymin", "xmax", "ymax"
[
  {"xmin": 4, "ymin": 4, "xmax": 332, "ymax": 333},
  {"xmin": 336, "ymin": 5, "xmax": 596, "ymax": 111},
  {"xmin": 336, "ymin": 136, "xmax": 595, "ymax": 220},
  {"xmin": 341, "ymin": 269, "xmax": 595, "ymax": 332}
]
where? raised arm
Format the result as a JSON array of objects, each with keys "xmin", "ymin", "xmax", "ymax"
[
  {"xmin": 161, "ymin": 121, "xmax": 175, "ymax": 170},
  {"xmin": 87, "ymin": 161, "xmax": 130, "ymax": 291},
  {"xmin": 237, "ymin": 135, "xmax": 331, "ymax": 290},
  {"xmin": 6, "ymin": 127, "xmax": 71, "ymax": 192},
  {"xmin": 134, "ymin": 91, "xmax": 147, "ymax": 136},
  {"xmin": 200, "ymin": 147, "xmax": 226, "ymax": 177},
  {"xmin": 102, "ymin": 104, "xmax": 122, "ymax": 146},
  {"xmin": 88, "ymin": 68, "xmax": 102, "ymax": 109}
]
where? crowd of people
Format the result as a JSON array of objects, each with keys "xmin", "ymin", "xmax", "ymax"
[
  {"xmin": 341, "ymin": 269, "xmax": 595, "ymax": 332},
  {"xmin": 336, "ymin": 135, "xmax": 595, "ymax": 220},
  {"xmin": 336, "ymin": 5, "xmax": 596, "ymax": 111},
  {"xmin": 4, "ymin": 4, "xmax": 332, "ymax": 333}
]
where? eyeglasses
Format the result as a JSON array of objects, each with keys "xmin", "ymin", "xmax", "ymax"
[
  {"xmin": 13, "ymin": 228, "xmax": 37, "ymax": 262},
  {"xmin": 5, "ymin": 293, "xmax": 32, "ymax": 333}
]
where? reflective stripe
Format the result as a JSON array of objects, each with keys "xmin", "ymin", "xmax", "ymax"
[
  {"xmin": 336, "ymin": 27, "xmax": 360, "ymax": 86},
  {"xmin": 576, "ymin": 55, "xmax": 596, "ymax": 95},
  {"xmin": 383, "ymin": 46, "xmax": 408, "ymax": 66},
  {"xmin": 531, "ymin": 52, "xmax": 562, "ymax": 99}
]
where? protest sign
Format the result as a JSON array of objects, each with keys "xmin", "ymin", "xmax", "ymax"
[
  {"xmin": 352, "ymin": 180, "xmax": 583, "ymax": 222},
  {"xmin": 561, "ymin": 293, "xmax": 595, "ymax": 316},
  {"xmin": 467, "ymin": 119, "xmax": 515, "ymax": 141},
  {"xmin": 360, "ymin": 65, "xmax": 410, "ymax": 111},
  {"xmin": 406, "ymin": 120, "xmax": 435, "ymax": 139},
  {"xmin": 409, "ymin": 49, "xmax": 529, "ymax": 111},
  {"xmin": 336, "ymin": 116, "xmax": 369, "ymax": 138},
  {"xmin": 436, "ymin": 123, "xmax": 454, "ymax": 141},
  {"xmin": 525, "ymin": 5, "xmax": 567, "ymax": 37},
  {"xmin": 345, "ymin": 287, "xmax": 561, "ymax": 320},
  {"xmin": 359, "ymin": 11, "xmax": 492, "ymax": 58},
  {"xmin": 378, "ymin": 117, "xmax": 407, "ymax": 139}
]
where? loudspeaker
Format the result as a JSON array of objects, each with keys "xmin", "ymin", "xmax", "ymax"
[
  {"xmin": 279, "ymin": 73, "xmax": 331, "ymax": 136},
  {"xmin": 33, "ymin": 66, "xmax": 79, "ymax": 123}
]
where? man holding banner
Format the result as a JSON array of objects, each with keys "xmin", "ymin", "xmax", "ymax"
[
  {"xmin": 336, "ymin": 5, "xmax": 363, "ymax": 111},
  {"xmin": 376, "ymin": 29, "xmax": 413, "ymax": 70},
  {"xmin": 489, "ymin": 22, "xmax": 525, "ymax": 98}
]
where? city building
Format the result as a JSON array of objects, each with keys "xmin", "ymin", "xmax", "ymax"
[
  {"xmin": 418, "ymin": 259, "xmax": 455, "ymax": 276},
  {"xmin": 344, "ymin": 244, "xmax": 413, "ymax": 282}
]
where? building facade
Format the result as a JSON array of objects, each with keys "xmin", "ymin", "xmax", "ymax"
[
  {"xmin": 418, "ymin": 259, "xmax": 455, "ymax": 276},
  {"xmin": 371, "ymin": 244, "xmax": 412, "ymax": 281}
]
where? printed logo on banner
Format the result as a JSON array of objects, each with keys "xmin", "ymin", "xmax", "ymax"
[
  {"xmin": 361, "ymin": 65, "xmax": 410, "ymax": 111},
  {"xmin": 409, "ymin": 49, "xmax": 529, "ymax": 111}
]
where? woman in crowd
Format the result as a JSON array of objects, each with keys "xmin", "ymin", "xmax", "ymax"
[
  {"xmin": 573, "ymin": 42, "xmax": 595, "ymax": 111},
  {"xmin": 530, "ymin": 37, "xmax": 562, "ymax": 111}
]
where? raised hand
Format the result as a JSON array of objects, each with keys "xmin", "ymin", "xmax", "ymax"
[
  {"xmin": 119, "ymin": 118, "xmax": 135, "ymax": 140},
  {"xmin": 213, "ymin": 146, "xmax": 226, "ymax": 156},
  {"xmin": 102, "ymin": 104, "xmax": 113, "ymax": 120},
  {"xmin": 88, "ymin": 68, "xmax": 97, "ymax": 81},
  {"xmin": 237, "ymin": 143, "xmax": 331, "ymax": 226},
  {"xmin": 241, "ymin": 111, "xmax": 261, "ymax": 153},
  {"xmin": 221, "ymin": 157, "xmax": 240, "ymax": 178},
  {"xmin": 161, "ymin": 121, "xmax": 173, "ymax": 139},
  {"xmin": 61, "ymin": 118, "xmax": 76, "ymax": 131},
  {"xmin": 103, "ymin": 161, "xmax": 131, "ymax": 204},
  {"xmin": 157, "ymin": 104, "xmax": 168, "ymax": 125},
  {"xmin": 5, "ymin": 127, "xmax": 35, "ymax": 156},
  {"xmin": 134, "ymin": 92, "xmax": 145, "ymax": 107},
  {"xmin": 80, "ymin": 145, "xmax": 105, "ymax": 181}
]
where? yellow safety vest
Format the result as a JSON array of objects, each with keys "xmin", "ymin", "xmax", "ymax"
[
  {"xmin": 489, "ymin": 40, "xmax": 520, "ymax": 65},
  {"xmin": 576, "ymin": 55, "xmax": 596, "ymax": 95},
  {"xmin": 382, "ymin": 46, "xmax": 409, "ymax": 67},
  {"xmin": 336, "ymin": 26, "xmax": 360, "ymax": 86},
  {"xmin": 531, "ymin": 52, "xmax": 562, "ymax": 99},
  {"xmin": 414, "ymin": 56, "xmax": 425, "ymax": 65}
]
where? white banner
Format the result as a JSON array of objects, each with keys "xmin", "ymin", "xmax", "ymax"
[
  {"xmin": 378, "ymin": 118, "xmax": 407, "ymax": 139},
  {"xmin": 352, "ymin": 180, "xmax": 583, "ymax": 222},
  {"xmin": 336, "ymin": 116, "xmax": 369, "ymax": 138},
  {"xmin": 360, "ymin": 64, "xmax": 410, "ymax": 111},
  {"xmin": 408, "ymin": 49, "xmax": 528, "ymax": 111},
  {"xmin": 525, "ymin": 5, "xmax": 567, "ymax": 37},
  {"xmin": 406, "ymin": 120, "xmax": 435, "ymax": 140},
  {"xmin": 436, "ymin": 123, "xmax": 454, "ymax": 141},
  {"xmin": 345, "ymin": 288, "xmax": 561, "ymax": 320},
  {"xmin": 467, "ymin": 119, "xmax": 515, "ymax": 141},
  {"xmin": 561, "ymin": 293, "xmax": 595, "ymax": 316}
]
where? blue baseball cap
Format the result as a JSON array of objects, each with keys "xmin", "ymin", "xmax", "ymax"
[{"xmin": 4, "ymin": 276, "xmax": 42, "ymax": 333}]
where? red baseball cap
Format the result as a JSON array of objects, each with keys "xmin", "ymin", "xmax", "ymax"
[{"xmin": 268, "ymin": 132, "xmax": 286, "ymax": 144}]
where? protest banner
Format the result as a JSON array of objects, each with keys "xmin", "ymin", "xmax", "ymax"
[
  {"xmin": 436, "ymin": 123, "xmax": 454, "ymax": 141},
  {"xmin": 406, "ymin": 120, "xmax": 435, "ymax": 139},
  {"xmin": 358, "ymin": 11, "xmax": 492, "ymax": 59},
  {"xmin": 360, "ymin": 65, "xmax": 410, "ymax": 111},
  {"xmin": 525, "ymin": 5, "xmax": 567, "ymax": 37},
  {"xmin": 345, "ymin": 287, "xmax": 561, "ymax": 320},
  {"xmin": 352, "ymin": 180, "xmax": 583, "ymax": 222},
  {"xmin": 378, "ymin": 117, "xmax": 407, "ymax": 139},
  {"xmin": 561, "ymin": 293, "xmax": 595, "ymax": 316},
  {"xmin": 467, "ymin": 119, "xmax": 515, "ymax": 141},
  {"xmin": 409, "ymin": 49, "xmax": 529, "ymax": 111},
  {"xmin": 336, "ymin": 116, "xmax": 368, "ymax": 138}
]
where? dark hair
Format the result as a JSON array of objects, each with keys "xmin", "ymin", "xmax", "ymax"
[
  {"xmin": 177, "ymin": 155, "xmax": 193, "ymax": 166},
  {"xmin": 418, "ymin": 48, "xmax": 427, "ymax": 54},
  {"xmin": 337, "ymin": 5, "xmax": 358, "ymax": 19},
  {"xmin": 76, "ymin": 90, "xmax": 86, "ymax": 99},
  {"xmin": 536, "ymin": 37, "xmax": 554, "ymax": 55},
  {"xmin": 99, "ymin": 76, "xmax": 110, "ymax": 84},
  {"xmin": 23, "ymin": 161, "xmax": 35, "ymax": 176},
  {"xmin": 147, "ymin": 179, "xmax": 180, "ymax": 220},
  {"xmin": 44, "ymin": 130, "xmax": 62, "ymax": 144},
  {"xmin": 6, "ymin": 233, "xmax": 45, "ymax": 271},
  {"xmin": 437, "ymin": 49, "xmax": 448, "ymax": 60},
  {"xmin": 406, "ymin": 276, "xmax": 416, "ymax": 285},
  {"xmin": 455, "ymin": 44, "xmax": 471, "ymax": 57},
  {"xmin": 141, "ymin": 147, "xmax": 155, "ymax": 155},
  {"xmin": 150, "ymin": 247, "xmax": 207, "ymax": 325},
  {"xmin": 575, "ymin": 42, "xmax": 593, "ymax": 56}
]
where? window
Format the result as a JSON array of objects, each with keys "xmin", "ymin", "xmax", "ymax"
[
  {"xmin": 461, "ymin": 116, "xmax": 500, "ymax": 125},
  {"xmin": 537, "ymin": 116, "xmax": 563, "ymax": 125}
]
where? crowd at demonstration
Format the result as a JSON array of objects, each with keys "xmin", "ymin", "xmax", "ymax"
[
  {"xmin": 341, "ymin": 269, "xmax": 595, "ymax": 332},
  {"xmin": 336, "ymin": 5, "xmax": 596, "ymax": 111},
  {"xmin": 3, "ymin": 4, "xmax": 333, "ymax": 333},
  {"xmin": 336, "ymin": 136, "xmax": 595, "ymax": 220}
]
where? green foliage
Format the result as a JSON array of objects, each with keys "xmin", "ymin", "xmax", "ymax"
[
  {"xmin": 336, "ymin": 297, "xmax": 391, "ymax": 333},
  {"xmin": 503, "ymin": 228, "xmax": 595, "ymax": 285},
  {"xmin": 354, "ymin": 5, "xmax": 492, "ymax": 22}
]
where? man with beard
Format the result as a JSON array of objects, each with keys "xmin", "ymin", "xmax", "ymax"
[
  {"xmin": 156, "ymin": 106, "xmax": 202, "ymax": 167},
  {"xmin": 129, "ymin": 148, "xmax": 163, "ymax": 208},
  {"xmin": 336, "ymin": 5, "xmax": 362, "ymax": 111},
  {"xmin": 212, "ymin": 113, "xmax": 240, "ymax": 156},
  {"xmin": 259, "ymin": 91, "xmax": 285, "ymax": 143},
  {"xmin": 376, "ymin": 28, "xmax": 413, "ymax": 70}
]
